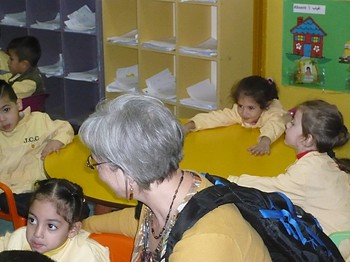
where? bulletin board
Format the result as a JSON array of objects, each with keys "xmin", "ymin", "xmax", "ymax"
[{"xmin": 282, "ymin": 0, "xmax": 350, "ymax": 92}]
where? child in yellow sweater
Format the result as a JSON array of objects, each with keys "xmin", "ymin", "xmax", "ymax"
[
  {"xmin": 0, "ymin": 178, "xmax": 109, "ymax": 262},
  {"xmin": 184, "ymin": 75, "xmax": 291, "ymax": 156}
]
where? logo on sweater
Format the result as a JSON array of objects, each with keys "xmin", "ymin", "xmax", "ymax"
[{"xmin": 23, "ymin": 136, "xmax": 39, "ymax": 143}]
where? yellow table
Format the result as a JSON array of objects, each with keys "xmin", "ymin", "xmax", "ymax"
[
  {"xmin": 180, "ymin": 125, "xmax": 295, "ymax": 178},
  {"xmin": 44, "ymin": 125, "xmax": 295, "ymax": 207},
  {"xmin": 44, "ymin": 136, "xmax": 137, "ymax": 208}
]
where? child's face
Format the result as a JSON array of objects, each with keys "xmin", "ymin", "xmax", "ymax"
[
  {"xmin": 237, "ymin": 95, "xmax": 264, "ymax": 125},
  {"xmin": 26, "ymin": 199, "xmax": 79, "ymax": 254},
  {"xmin": 285, "ymin": 110, "xmax": 306, "ymax": 152},
  {"xmin": 0, "ymin": 95, "xmax": 22, "ymax": 132},
  {"xmin": 7, "ymin": 49, "xmax": 27, "ymax": 75}
]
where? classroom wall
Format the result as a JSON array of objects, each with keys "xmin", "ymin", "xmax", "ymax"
[{"xmin": 263, "ymin": 0, "xmax": 350, "ymax": 158}]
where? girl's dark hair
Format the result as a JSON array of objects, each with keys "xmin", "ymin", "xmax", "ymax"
[
  {"xmin": 0, "ymin": 80, "xmax": 17, "ymax": 102},
  {"xmin": 230, "ymin": 75, "xmax": 279, "ymax": 109},
  {"xmin": 298, "ymin": 100, "xmax": 350, "ymax": 173},
  {"xmin": 30, "ymin": 178, "xmax": 86, "ymax": 227},
  {"xmin": 0, "ymin": 250, "xmax": 55, "ymax": 262}
]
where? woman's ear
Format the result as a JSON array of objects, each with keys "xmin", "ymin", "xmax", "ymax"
[
  {"xmin": 16, "ymin": 98, "xmax": 23, "ymax": 111},
  {"xmin": 68, "ymin": 221, "xmax": 82, "ymax": 239}
]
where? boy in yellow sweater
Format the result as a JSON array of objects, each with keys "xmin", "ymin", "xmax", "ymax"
[
  {"xmin": 0, "ymin": 36, "xmax": 44, "ymax": 98},
  {"xmin": 0, "ymin": 80, "xmax": 74, "ymax": 217}
]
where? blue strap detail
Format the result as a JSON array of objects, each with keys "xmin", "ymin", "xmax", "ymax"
[
  {"xmin": 260, "ymin": 195, "xmax": 331, "ymax": 255},
  {"xmin": 260, "ymin": 208, "xmax": 306, "ymax": 244},
  {"xmin": 276, "ymin": 191, "xmax": 296, "ymax": 214}
]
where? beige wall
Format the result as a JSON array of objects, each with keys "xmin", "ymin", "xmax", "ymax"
[{"xmin": 263, "ymin": 0, "xmax": 350, "ymax": 157}]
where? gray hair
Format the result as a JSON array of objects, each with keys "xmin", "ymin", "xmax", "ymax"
[{"xmin": 79, "ymin": 94, "xmax": 184, "ymax": 190}]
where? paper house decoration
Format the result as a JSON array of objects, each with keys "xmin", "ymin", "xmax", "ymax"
[{"xmin": 290, "ymin": 16, "xmax": 327, "ymax": 58}]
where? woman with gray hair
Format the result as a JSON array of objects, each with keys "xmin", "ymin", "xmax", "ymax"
[{"xmin": 79, "ymin": 94, "xmax": 270, "ymax": 262}]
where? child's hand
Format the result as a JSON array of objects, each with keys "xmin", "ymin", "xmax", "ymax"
[
  {"xmin": 248, "ymin": 137, "xmax": 271, "ymax": 156},
  {"xmin": 41, "ymin": 140, "xmax": 64, "ymax": 160},
  {"xmin": 183, "ymin": 121, "xmax": 196, "ymax": 135}
]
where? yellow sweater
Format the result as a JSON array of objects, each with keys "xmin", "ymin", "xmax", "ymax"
[
  {"xmin": 0, "ymin": 50, "xmax": 9, "ymax": 74},
  {"xmin": 190, "ymin": 99, "xmax": 291, "ymax": 143},
  {"xmin": 83, "ymin": 174, "xmax": 271, "ymax": 262},
  {"xmin": 0, "ymin": 107, "xmax": 74, "ymax": 193},
  {"xmin": 228, "ymin": 151, "xmax": 350, "ymax": 260},
  {"xmin": 0, "ymin": 227, "xmax": 110, "ymax": 262}
]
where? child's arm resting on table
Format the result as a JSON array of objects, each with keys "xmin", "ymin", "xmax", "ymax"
[
  {"xmin": 183, "ymin": 121, "xmax": 196, "ymax": 134},
  {"xmin": 248, "ymin": 136, "xmax": 271, "ymax": 156},
  {"xmin": 41, "ymin": 140, "xmax": 64, "ymax": 160}
]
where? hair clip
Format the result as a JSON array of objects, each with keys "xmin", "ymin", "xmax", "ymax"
[{"xmin": 266, "ymin": 77, "xmax": 274, "ymax": 85}]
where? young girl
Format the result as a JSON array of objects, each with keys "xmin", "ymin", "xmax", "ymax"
[
  {"xmin": 183, "ymin": 75, "xmax": 291, "ymax": 156},
  {"xmin": 228, "ymin": 100, "xmax": 350, "ymax": 260},
  {"xmin": 0, "ymin": 178, "xmax": 110, "ymax": 262}
]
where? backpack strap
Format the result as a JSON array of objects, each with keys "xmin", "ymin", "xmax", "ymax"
[{"xmin": 163, "ymin": 174, "xmax": 234, "ymax": 260}]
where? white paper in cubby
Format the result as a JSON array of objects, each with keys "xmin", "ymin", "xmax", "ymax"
[
  {"xmin": 144, "ymin": 69, "xmax": 176, "ymax": 100},
  {"xmin": 106, "ymin": 65, "xmax": 139, "ymax": 92},
  {"xmin": 64, "ymin": 5, "xmax": 95, "ymax": 31},
  {"xmin": 187, "ymin": 79, "xmax": 216, "ymax": 102}
]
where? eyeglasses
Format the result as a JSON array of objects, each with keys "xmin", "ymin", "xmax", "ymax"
[{"xmin": 86, "ymin": 154, "xmax": 110, "ymax": 170}]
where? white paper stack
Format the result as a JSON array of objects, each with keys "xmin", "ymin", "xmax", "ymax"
[
  {"xmin": 31, "ymin": 13, "xmax": 60, "ymax": 30},
  {"xmin": 180, "ymin": 79, "xmax": 217, "ymax": 110},
  {"xmin": 179, "ymin": 38, "xmax": 217, "ymax": 57},
  {"xmin": 66, "ymin": 68, "xmax": 98, "ymax": 82},
  {"xmin": 106, "ymin": 65, "xmax": 139, "ymax": 92},
  {"xmin": 64, "ymin": 5, "xmax": 95, "ymax": 32},
  {"xmin": 107, "ymin": 30, "xmax": 138, "ymax": 46},
  {"xmin": 142, "ymin": 37, "xmax": 176, "ymax": 51},
  {"xmin": 39, "ymin": 54, "xmax": 64, "ymax": 77},
  {"xmin": 143, "ymin": 69, "xmax": 176, "ymax": 101},
  {"xmin": 1, "ymin": 11, "xmax": 26, "ymax": 26}
]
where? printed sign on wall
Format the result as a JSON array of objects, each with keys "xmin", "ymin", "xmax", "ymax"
[{"xmin": 282, "ymin": 0, "xmax": 350, "ymax": 92}]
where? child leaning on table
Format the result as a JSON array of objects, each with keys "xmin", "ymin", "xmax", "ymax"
[
  {"xmin": 183, "ymin": 75, "xmax": 291, "ymax": 156},
  {"xmin": 0, "ymin": 178, "xmax": 110, "ymax": 262},
  {"xmin": 0, "ymin": 35, "xmax": 44, "ymax": 98},
  {"xmin": 0, "ymin": 80, "xmax": 74, "ymax": 218},
  {"xmin": 228, "ymin": 99, "xmax": 350, "ymax": 260}
]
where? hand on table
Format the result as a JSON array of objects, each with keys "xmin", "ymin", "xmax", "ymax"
[
  {"xmin": 248, "ymin": 136, "xmax": 271, "ymax": 156},
  {"xmin": 41, "ymin": 140, "xmax": 64, "ymax": 160}
]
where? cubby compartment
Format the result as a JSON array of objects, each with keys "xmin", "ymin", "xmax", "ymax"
[
  {"xmin": 177, "ymin": 3, "xmax": 215, "ymax": 47},
  {"xmin": 28, "ymin": 29, "xmax": 62, "ymax": 67},
  {"xmin": 64, "ymin": 79, "xmax": 100, "ymax": 120},
  {"xmin": 138, "ymin": 50, "xmax": 175, "ymax": 88},
  {"xmin": 63, "ymin": 33, "xmax": 98, "ymax": 75},
  {"xmin": 0, "ymin": 26, "xmax": 28, "ymax": 48},
  {"xmin": 0, "ymin": 0, "xmax": 104, "ymax": 124},
  {"xmin": 61, "ymin": 0, "xmax": 97, "ymax": 33},
  {"xmin": 102, "ymin": 0, "xmax": 137, "ymax": 38},
  {"xmin": 104, "ymin": 45, "xmax": 138, "ymax": 87},
  {"xmin": 26, "ymin": 0, "xmax": 60, "ymax": 28},
  {"xmin": 177, "ymin": 106, "xmax": 208, "ymax": 119},
  {"xmin": 177, "ymin": 56, "xmax": 216, "ymax": 99},
  {"xmin": 45, "ymin": 77, "xmax": 65, "ymax": 117},
  {"xmin": 0, "ymin": 0, "xmax": 26, "ymax": 21},
  {"xmin": 138, "ymin": 0, "xmax": 175, "ymax": 44}
]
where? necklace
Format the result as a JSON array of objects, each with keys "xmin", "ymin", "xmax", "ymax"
[{"xmin": 151, "ymin": 171, "xmax": 184, "ymax": 240}]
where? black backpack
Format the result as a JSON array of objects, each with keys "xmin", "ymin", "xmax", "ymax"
[{"xmin": 163, "ymin": 173, "xmax": 344, "ymax": 261}]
